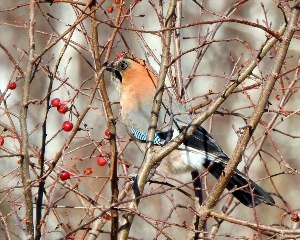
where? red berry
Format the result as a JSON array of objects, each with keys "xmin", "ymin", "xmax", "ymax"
[
  {"xmin": 62, "ymin": 121, "xmax": 73, "ymax": 132},
  {"xmin": 104, "ymin": 129, "xmax": 111, "ymax": 138},
  {"xmin": 102, "ymin": 212, "xmax": 111, "ymax": 221},
  {"xmin": 107, "ymin": 5, "xmax": 114, "ymax": 13},
  {"xmin": 0, "ymin": 136, "xmax": 4, "ymax": 146},
  {"xmin": 291, "ymin": 213, "xmax": 300, "ymax": 222},
  {"xmin": 84, "ymin": 168, "xmax": 93, "ymax": 175},
  {"xmin": 60, "ymin": 171, "xmax": 71, "ymax": 181},
  {"xmin": 97, "ymin": 156, "xmax": 107, "ymax": 166},
  {"xmin": 135, "ymin": 0, "xmax": 142, "ymax": 3},
  {"xmin": 51, "ymin": 98, "xmax": 61, "ymax": 107},
  {"xmin": 57, "ymin": 104, "xmax": 68, "ymax": 114},
  {"xmin": 8, "ymin": 82, "xmax": 17, "ymax": 90},
  {"xmin": 115, "ymin": 0, "xmax": 121, "ymax": 4}
]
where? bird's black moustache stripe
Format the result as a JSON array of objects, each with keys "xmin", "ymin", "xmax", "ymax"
[
  {"xmin": 106, "ymin": 65, "xmax": 123, "ymax": 82},
  {"xmin": 115, "ymin": 70, "xmax": 122, "ymax": 82}
]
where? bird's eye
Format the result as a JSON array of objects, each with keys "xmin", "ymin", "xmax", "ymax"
[{"xmin": 119, "ymin": 61, "xmax": 128, "ymax": 71}]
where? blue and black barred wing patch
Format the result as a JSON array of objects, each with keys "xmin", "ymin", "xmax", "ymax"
[{"xmin": 129, "ymin": 127, "xmax": 163, "ymax": 145}]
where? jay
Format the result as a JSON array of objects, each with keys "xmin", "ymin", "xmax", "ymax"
[{"xmin": 106, "ymin": 55, "xmax": 275, "ymax": 207}]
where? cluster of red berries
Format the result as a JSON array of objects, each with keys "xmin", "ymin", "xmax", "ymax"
[
  {"xmin": 95, "ymin": 130, "xmax": 111, "ymax": 167},
  {"xmin": 51, "ymin": 98, "xmax": 73, "ymax": 132},
  {"xmin": 55, "ymin": 103, "xmax": 111, "ymax": 181},
  {"xmin": 51, "ymin": 98, "xmax": 68, "ymax": 114},
  {"xmin": 96, "ymin": 130, "xmax": 111, "ymax": 166},
  {"xmin": 59, "ymin": 155, "xmax": 108, "ymax": 181},
  {"xmin": 52, "ymin": 98, "xmax": 73, "ymax": 180}
]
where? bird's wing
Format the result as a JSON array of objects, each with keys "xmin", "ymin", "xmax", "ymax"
[
  {"xmin": 182, "ymin": 126, "xmax": 230, "ymax": 163},
  {"xmin": 128, "ymin": 124, "xmax": 229, "ymax": 164},
  {"xmin": 127, "ymin": 91, "xmax": 229, "ymax": 162}
]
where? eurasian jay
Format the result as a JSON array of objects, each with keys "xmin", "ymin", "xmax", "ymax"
[{"xmin": 106, "ymin": 55, "xmax": 275, "ymax": 207}]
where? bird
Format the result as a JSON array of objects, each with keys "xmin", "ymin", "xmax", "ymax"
[{"xmin": 106, "ymin": 54, "xmax": 275, "ymax": 207}]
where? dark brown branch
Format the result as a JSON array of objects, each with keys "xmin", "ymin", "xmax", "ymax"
[{"xmin": 88, "ymin": 0, "xmax": 126, "ymax": 239}]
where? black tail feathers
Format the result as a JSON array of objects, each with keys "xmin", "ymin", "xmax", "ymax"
[{"xmin": 204, "ymin": 161, "xmax": 275, "ymax": 207}]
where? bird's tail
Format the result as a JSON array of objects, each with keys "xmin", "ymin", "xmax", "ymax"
[{"xmin": 204, "ymin": 161, "xmax": 275, "ymax": 207}]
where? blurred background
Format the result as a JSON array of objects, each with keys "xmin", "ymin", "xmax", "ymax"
[{"xmin": 1, "ymin": 0, "xmax": 300, "ymax": 239}]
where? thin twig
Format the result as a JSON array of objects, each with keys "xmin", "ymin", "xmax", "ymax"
[{"xmin": 210, "ymin": 210, "xmax": 300, "ymax": 237}]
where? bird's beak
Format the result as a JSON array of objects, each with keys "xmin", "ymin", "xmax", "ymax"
[
  {"xmin": 105, "ymin": 62, "xmax": 116, "ymax": 72},
  {"xmin": 106, "ymin": 66, "xmax": 115, "ymax": 72}
]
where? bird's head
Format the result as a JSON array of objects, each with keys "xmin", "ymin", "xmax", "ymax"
[{"xmin": 106, "ymin": 55, "xmax": 158, "ymax": 95}]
